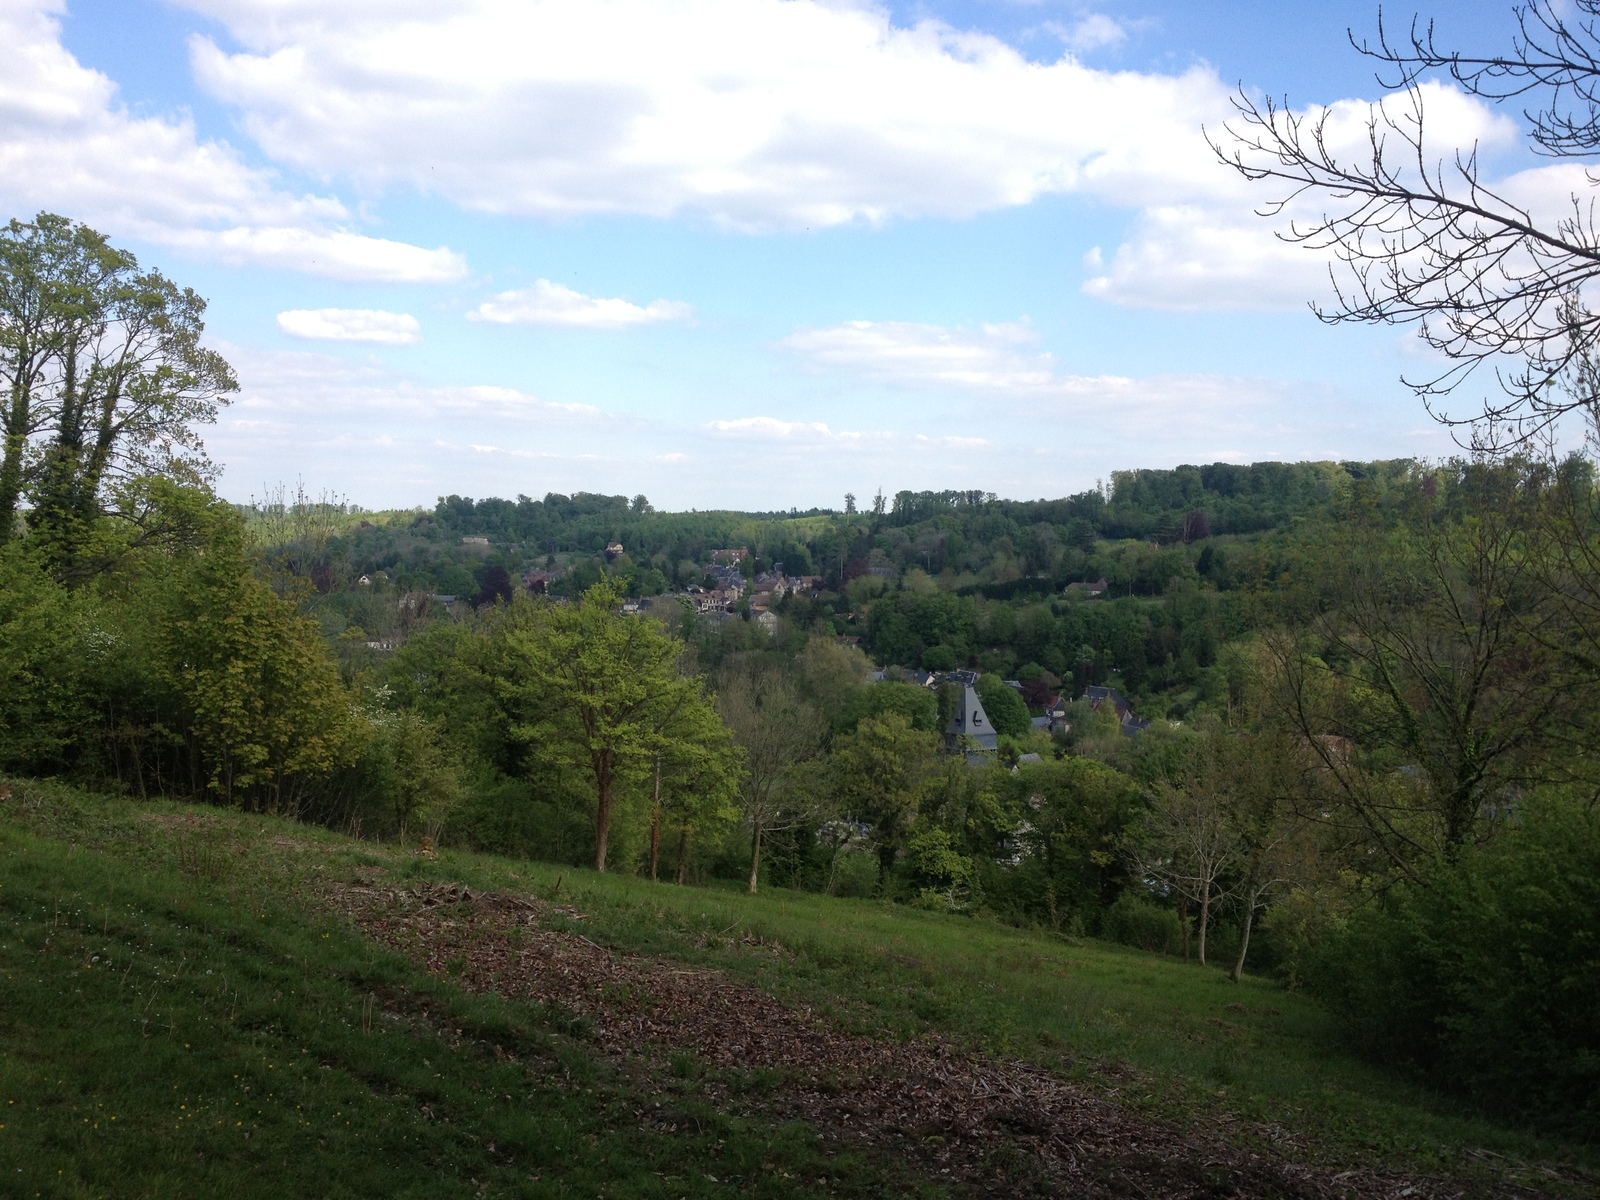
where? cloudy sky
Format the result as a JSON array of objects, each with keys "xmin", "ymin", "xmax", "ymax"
[{"xmin": 1, "ymin": 0, "xmax": 1550, "ymax": 509}]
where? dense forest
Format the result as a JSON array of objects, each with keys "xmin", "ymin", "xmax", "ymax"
[{"xmin": 3, "ymin": 213, "xmax": 1599, "ymax": 1137}]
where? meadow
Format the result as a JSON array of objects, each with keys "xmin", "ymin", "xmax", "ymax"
[{"xmin": 1, "ymin": 781, "xmax": 1590, "ymax": 1199}]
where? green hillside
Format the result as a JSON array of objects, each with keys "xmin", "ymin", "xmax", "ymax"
[{"xmin": 2, "ymin": 781, "xmax": 1590, "ymax": 1199}]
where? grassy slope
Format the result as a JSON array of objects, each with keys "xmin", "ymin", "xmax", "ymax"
[
  {"xmin": 0, "ymin": 788, "xmax": 900, "ymax": 1200},
  {"xmin": 0, "ymin": 782, "xmax": 1589, "ymax": 1199}
]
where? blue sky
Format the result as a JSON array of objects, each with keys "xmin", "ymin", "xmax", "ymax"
[{"xmin": 0, "ymin": 0, "xmax": 1550, "ymax": 509}]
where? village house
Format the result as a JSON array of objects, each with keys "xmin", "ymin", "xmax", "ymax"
[
  {"xmin": 1064, "ymin": 578, "xmax": 1109, "ymax": 598},
  {"xmin": 1081, "ymin": 685, "xmax": 1151, "ymax": 736},
  {"xmin": 1031, "ymin": 694, "xmax": 1070, "ymax": 735}
]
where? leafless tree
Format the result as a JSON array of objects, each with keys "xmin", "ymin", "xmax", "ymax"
[{"xmin": 1214, "ymin": 3, "xmax": 1600, "ymax": 444}]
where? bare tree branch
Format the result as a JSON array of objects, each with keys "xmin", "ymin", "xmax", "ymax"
[{"xmin": 1214, "ymin": 3, "xmax": 1600, "ymax": 445}]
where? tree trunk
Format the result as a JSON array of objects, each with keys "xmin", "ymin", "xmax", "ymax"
[
  {"xmin": 1230, "ymin": 888, "xmax": 1260, "ymax": 983},
  {"xmin": 594, "ymin": 762, "xmax": 613, "ymax": 873},
  {"xmin": 676, "ymin": 826, "xmax": 691, "ymax": 885},
  {"xmin": 1179, "ymin": 895, "xmax": 1191, "ymax": 963},
  {"xmin": 649, "ymin": 755, "xmax": 662, "ymax": 882},
  {"xmin": 1197, "ymin": 887, "xmax": 1211, "ymax": 967},
  {"xmin": 747, "ymin": 818, "xmax": 764, "ymax": 895}
]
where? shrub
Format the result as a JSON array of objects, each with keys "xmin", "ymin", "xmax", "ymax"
[
  {"xmin": 827, "ymin": 849, "xmax": 880, "ymax": 898},
  {"xmin": 1102, "ymin": 892, "xmax": 1182, "ymax": 955},
  {"xmin": 1306, "ymin": 796, "xmax": 1600, "ymax": 1133}
]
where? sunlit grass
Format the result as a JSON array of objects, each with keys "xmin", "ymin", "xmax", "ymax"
[
  {"xmin": 1, "ymin": 780, "xmax": 1590, "ymax": 1196},
  {"xmin": 0, "ymin": 790, "xmax": 913, "ymax": 1199}
]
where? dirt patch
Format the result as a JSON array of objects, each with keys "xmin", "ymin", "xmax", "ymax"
[{"xmin": 328, "ymin": 882, "xmax": 1521, "ymax": 1199}]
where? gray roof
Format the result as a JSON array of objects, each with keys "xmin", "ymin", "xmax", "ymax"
[{"xmin": 945, "ymin": 685, "xmax": 998, "ymax": 752}]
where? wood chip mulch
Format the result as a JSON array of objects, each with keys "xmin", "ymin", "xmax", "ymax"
[{"xmin": 327, "ymin": 881, "xmax": 1538, "ymax": 1199}]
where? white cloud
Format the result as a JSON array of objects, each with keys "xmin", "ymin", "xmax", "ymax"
[
  {"xmin": 170, "ymin": 2, "xmax": 1539, "ymax": 309},
  {"xmin": 1061, "ymin": 14, "xmax": 1126, "ymax": 54},
  {"xmin": 468, "ymin": 280, "xmax": 692, "ymax": 328},
  {"xmin": 1081, "ymin": 206, "xmax": 1330, "ymax": 311},
  {"xmin": 277, "ymin": 308, "xmax": 422, "ymax": 344},
  {"xmin": 0, "ymin": 0, "xmax": 465, "ymax": 281},
  {"xmin": 181, "ymin": 0, "xmax": 1237, "ymax": 230},
  {"xmin": 779, "ymin": 318, "xmax": 1310, "ymax": 433},
  {"xmin": 706, "ymin": 416, "xmax": 853, "ymax": 440},
  {"xmin": 1087, "ymin": 82, "xmax": 1523, "ymax": 311},
  {"xmin": 782, "ymin": 320, "xmax": 1061, "ymax": 391},
  {"xmin": 220, "ymin": 342, "xmax": 605, "ymax": 423}
]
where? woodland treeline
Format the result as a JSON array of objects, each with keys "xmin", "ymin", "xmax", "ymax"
[
  {"xmin": 2, "ymin": 213, "xmax": 1598, "ymax": 1134},
  {"xmin": 275, "ymin": 458, "xmax": 1422, "ymax": 719}
]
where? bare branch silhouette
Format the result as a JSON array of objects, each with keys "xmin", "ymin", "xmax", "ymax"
[{"xmin": 1214, "ymin": 3, "xmax": 1600, "ymax": 445}]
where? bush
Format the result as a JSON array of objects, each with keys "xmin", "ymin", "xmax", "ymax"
[
  {"xmin": 832, "ymin": 681, "xmax": 938, "ymax": 735},
  {"xmin": 1306, "ymin": 796, "xmax": 1600, "ymax": 1133},
  {"xmin": 0, "ymin": 546, "xmax": 86, "ymax": 771},
  {"xmin": 1102, "ymin": 893, "xmax": 1182, "ymax": 955},
  {"xmin": 827, "ymin": 849, "xmax": 880, "ymax": 898}
]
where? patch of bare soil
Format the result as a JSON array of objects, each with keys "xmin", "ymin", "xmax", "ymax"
[{"xmin": 327, "ymin": 882, "xmax": 1532, "ymax": 1199}]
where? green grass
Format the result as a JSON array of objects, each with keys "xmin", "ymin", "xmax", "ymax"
[
  {"xmin": 428, "ymin": 860, "xmax": 1594, "ymax": 1180},
  {"xmin": 0, "ymin": 789, "xmax": 919, "ymax": 1199},
  {"xmin": 0, "ymin": 780, "xmax": 1591, "ymax": 1198}
]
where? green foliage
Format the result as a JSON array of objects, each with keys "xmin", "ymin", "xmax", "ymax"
[
  {"xmin": 906, "ymin": 828, "xmax": 974, "ymax": 911},
  {"xmin": 831, "ymin": 711, "xmax": 944, "ymax": 880},
  {"xmin": 0, "ymin": 213, "xmax": 236, "ymax": 575},
  {"xmin": 368, "ymin": 706, "xmax": 464, "ymax": 839},
  {"xmin": 1306, "ymin": 794, "xmax": 1600, "ymax": 1132},
  {"xmin": 489, "ymin": 583, "xmax": 735, "ymax": 872},
  {"xmin": 991, "ymin": 757, "xmax": 1142, "ymax": 929},
  {"xmin": 1103, "ymin": 893, "xmax": 1185, "ymax": 955},
  {"xmin": 832, "ymin": 679, "xmax": 938, "ymax": 735},
  {"xmin": 0, "ymin": 542, "xmax": 86, "ymax": 768},
  {"xmin": 158, "ymin": 506, "xmax": 368, "ymax": 807},
  {"xmin": 975, "ymin": 674, "xmax": 1031, "ymax": 736}
]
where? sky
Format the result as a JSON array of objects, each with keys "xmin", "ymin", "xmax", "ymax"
[{"xmin": 0, "ymin": 0, "xmax": 1558, "ymax": 510}]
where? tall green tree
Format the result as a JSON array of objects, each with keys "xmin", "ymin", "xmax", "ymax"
[
  {"xmin": 1262, "ymin": 464, "xmax": 1573, "ymax": 876},
  {"xmin": 831, "ymin": 711, "xmax": 942, "ymax": 883},
  {"xmin": 373, "ymin": 708, "xmax": 464, "ymax": 843},
  {"xmin": 644, "ymin": 680, "xmax": 742, "ymax": 881},
  {"xmin": 494, "ymin": 582, "xmax": 729, "ymax": 872},
  {"xmin": 0, "ymin": 212, "xmax": 235, "ymax": 572},
  {"xmin": 155, "ymin": 491, "xmax": 368, "ymax": 810},
  {"xmin": 0, "ymin": 215, "xmax": 107, "ymax": 539},
  {"xmin": 715, "ymin": 655, "xmax": 825, "ymax": 893},
  {"xmin": 1008, "ymin": 756, "xmax": 1141, "ymax": 927}
]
